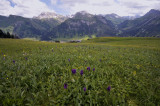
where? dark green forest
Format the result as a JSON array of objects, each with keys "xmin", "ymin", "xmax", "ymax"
[{"xmin": 0, "ymin": 29, "xmax": 19, "ymax": 39}]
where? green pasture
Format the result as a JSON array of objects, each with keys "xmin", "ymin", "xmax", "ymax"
[{"xmin": 0, "ymin": 37, "xmax": 160, "ymax": 105}]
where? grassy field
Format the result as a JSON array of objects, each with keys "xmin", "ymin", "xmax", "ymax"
[{"xmin": 0, "ymin": 37, "xmax": 160, "ymax": 105}]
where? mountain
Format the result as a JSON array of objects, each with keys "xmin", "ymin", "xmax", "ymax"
[
  {"xmin": 104, "ymin": 14, "xmax": 140, "ymax": 25},
  {"xmin": 0, "ymin": 9, "xmax": 160, "ymax": 40},
  {"xmin": 34, "ymin": 12, "xmax": 68, "ymax": 22},
  {"xmin": 0, "ymin": 15, "xmax": 60, "ymax": 38},
  {"xmin": 122, "ymin": 15, "xmax": 141, "ymax": 20},
  {"xmin": 104, "ymin": 13, "xmax": 127, "ymax": 25},
  {"xmin": 118, "ymin": 9, "xmax": 160, "ymax": 37},
  {"xmin": 43, "ymin": 11, "xmax": 117, "ymax": 40}
]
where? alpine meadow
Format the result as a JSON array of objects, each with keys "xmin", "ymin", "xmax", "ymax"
[
  {"xmin": 1, "ymin": 0, "xmax": 160, "ymax": 105},
  {"xmin": 0, "ymin": 37, "xmax": 160, "ymax": 105}
]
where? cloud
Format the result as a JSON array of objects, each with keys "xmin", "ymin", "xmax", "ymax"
[
  {"xmin": 0, "ymin": 0, "xmax": 54, "ymax": 18},
  {"xmin": 0, "ymin": 0, "xmax": 160, "ymax": 17},
  {"xmin": 118, "ymin": 0, "xmax": 160, "ymax": 15},
  {"xmin": 54, "ymin": 0, "xmax": 160, "ymax": 16},
  {"xmin": 51, "ymin": 0, "xmax": 58, "ymax": 5},
  {"xmin": 0, "ymin": 0, "xmax": 15, "ymax": 16}
]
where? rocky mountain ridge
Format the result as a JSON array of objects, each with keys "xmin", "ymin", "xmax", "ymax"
[{"xmin": 0, "ymin": 9, "xmax": 160, "ymax": 40}]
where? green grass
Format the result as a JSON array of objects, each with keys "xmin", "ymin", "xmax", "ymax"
[
  {"xmin": 50, "ymin": 35, "xmax": 93, "ymax": 41},
  {"xmin": 0, "ymin": 37, "xmax": 160, "ymax": 105},
  {"xmin": 23, "ymin": 37, "xmax": 40, "ymax": 41}
]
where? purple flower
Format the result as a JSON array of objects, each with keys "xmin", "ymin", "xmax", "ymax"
[
  {"xmin": 72, "ymin": 69, "xmax": 76, "ymax": 74},
  {"xmin": 68, "ymin": 59, "xmax": 70, "ymax": 62},
  {"xmin": 64, "ymin": 83, "xmax": 68, "ymax": 89},
  {"xmin": 83, "ymin": 87, "xmax": 86, "ymax": 92},
  {"xmin": 80, "ymin": 70, "xmax": 83, "ymax": 76},
  {"xmin": 100, "ymin": 59, "xmax": 101, "ymax": 62},
  {"xmin": 87, "ymin": 67, "xmax": 90, "ymax": 71},
  {"xmin": 107, "ymin": 86, "xmax": 111, "ymax": 91},
  {"xmin": 3, "ymin": 57, "xmax": 5, "ymax": 60},
  {"xmin": 25, "ymin": 57, "xmax": 28, "ymax": 60},
  {"xmin": 13, "ymin": 60, "xmax": 15, "ymax": 64},
  {"xmin": 93, "ymin": 68, "xmax": 95, "ymax": 71}
]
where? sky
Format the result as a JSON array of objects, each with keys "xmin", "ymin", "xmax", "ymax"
[{"xmin": 0, "ymin": 0, "xmax": 160, "ymax": 18}]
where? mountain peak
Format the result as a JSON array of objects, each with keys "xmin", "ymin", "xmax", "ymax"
[
  {"xmin": 34, "ymin": 12, "xmax": 68, "ymax": 22},
  {"xmin": 77, "ymin": 11, "xmax": 90, "ymax": 15},
  {"xmin": 73, "ymin": 11, "xmax": 93, "ymax": 19},
  {"xmin": 144, "ymin": 9, "xmax": 160, "ymax": 17},
  {"xmin": 149, "ymin": 9, "xmax": 160, "ymax": 13},
  {"xmin": 34, "ymin": 12, "xmax": 63, "ymax": 19},
  {"xmin": 105, "ymin": 13, "xmax": 121, "ymax": 18}
]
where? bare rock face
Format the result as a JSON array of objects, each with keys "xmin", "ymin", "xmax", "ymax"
[{"xmin": 34, "ymin": 12, "xmax": 68, "ymax": 22}]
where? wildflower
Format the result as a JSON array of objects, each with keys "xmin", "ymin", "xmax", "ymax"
[
  {"xmin": 3, "ymin": 55, "xmax": 6, "ymax": 57},
  {"xmin": 52, "ymin": 48, "xmax": 53, "ymax": 52},
  {"xmin": 133, "ymin": 71, "xmax": 136, "ymax": 76},
  {"xmin": 68, "ymin": 59, "xmax": 70, "ymax": 62},
  {"xmin": 93, "ymin": 68, "xmax": 95, "ymax": 71},
  {"xmin": 100, "ymin": 59, "xmax": 101, "ymax": 62},
  {"xmin": 136, "ymin": 65, "xmax": 140, "ymax": 70},
  {"xmin": 71, "ymin": 79, "xmax": 75, "ymax": 82},
  {"xmin": 72, "ymin": 69, "xmax": 76, "ymax": 74},
  {"xmin": 107, "ymin": 86, "xmax": 111, "ymax": 91},
  {"xmin": 80, "ymin": 70, "xmax": 83, "ymax": 76},
  {"xmin": 83, "ymin": 87, "xmax": 86, "ymax": 92},
  {"xmin": 64, "ymin": 83, "xmax": 68, "ymax": 89},
  {"xmin": 87, "ymin": 67, "xmax": 90, "ymax": 71},
  {"xmin": 13, "ymin": 60, "xmax": 15, "ymax": 64},
  {"xmin": 25, "ymin": 57, "xmax": 28, "ymax": 60}
]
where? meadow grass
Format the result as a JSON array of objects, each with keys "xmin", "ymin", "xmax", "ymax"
[{"xmin": 0, "ymin": 37, "xmax": 160, "ymax": 105}]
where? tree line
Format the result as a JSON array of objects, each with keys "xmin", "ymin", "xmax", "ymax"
[{"xmin": 0, "ymin": 29, "xmax": 19, "ymax": 39}]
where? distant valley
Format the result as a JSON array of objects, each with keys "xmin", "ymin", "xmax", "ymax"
[{"xmin": 0, "ymin": 9, "xmax": 160, "ymax": 40}]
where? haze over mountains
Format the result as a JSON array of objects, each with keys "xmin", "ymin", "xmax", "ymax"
[{"xmin": 0, "ymin": 9, "xmax": 160, "ymax": 40}]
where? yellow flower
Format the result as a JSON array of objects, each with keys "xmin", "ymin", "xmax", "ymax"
[
  {"xmin": 136, "ymin": 65, "xmax": 140, "ymax": 69},
  {"xmin": 133, "ymin": 71, "xmax": 136, "ymax": 76},
  {"xmin": 3, "ymin": 55, "xmax": 6, "ymax": 57}
]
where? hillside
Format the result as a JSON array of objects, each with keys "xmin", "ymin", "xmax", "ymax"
[
  {"xmin": 104, "ymin": 14, "xmax": 141, "ymax": 25},
  {"xmin": 118, "ymin": 9, "xmax": 160, "ymax": 37},
  {"xmin": 104, "ymin": 14, "xmax": 127, "ymax": 25},
  {"xmin": 0, "ymin": 9, "xmax": 160, "ymax": 40},
  {"xmin": 0, "ymin": 15, "xmax": 60, "ymax": 38},
  {"xmin": 0, "ymin": 29, "xmax": 18, "ymax": 38},
  {"xmin": 44, "ymin": 11, "xmax": 117, "ymax": 40}
]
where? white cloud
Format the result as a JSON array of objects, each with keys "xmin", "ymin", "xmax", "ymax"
[
  {"xmin": 0, "ymin": 0, "xmax": 54, "ymax": 18},
  {"xmin": 56, "ymin": 0, "xmax": 160, "ymax": 16},
  {"xmin": 0, "ymin": 0, "xmax": 15, "ymax": 16},
  {"xmin": 118, "ymin": 0, "xmax": 160, "ymax": 15},
  {"xmin": 51, "ymin": 0, "xmax": 58, "ymax": 5},
  {"xmin": 0, "ymin": 0, "xmax": 160, "ymax": 17}
]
